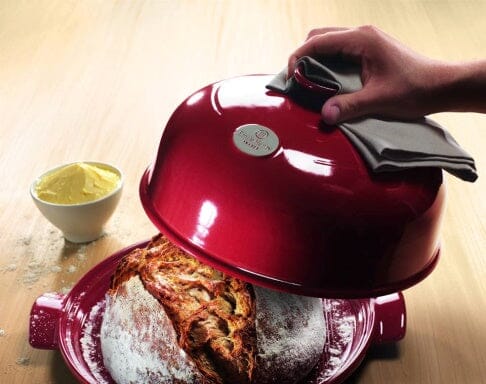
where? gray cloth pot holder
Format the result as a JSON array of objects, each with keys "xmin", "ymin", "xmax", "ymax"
[{"xmin": 267, "ymin": 56, "xmax": 477, "ymax": 182}]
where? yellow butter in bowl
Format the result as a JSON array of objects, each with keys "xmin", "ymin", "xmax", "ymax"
[
  {"xmin": 31, "ymin": 162, "xmax": 123, "ymax": 243},
  {"xmin": 35, "ymin": 162, "xmax": 121, "ymax": 205}
]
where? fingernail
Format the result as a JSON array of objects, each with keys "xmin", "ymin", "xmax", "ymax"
[{"xmin": 322, "ymin": 104, "xmax": 340, "ymax": 125}]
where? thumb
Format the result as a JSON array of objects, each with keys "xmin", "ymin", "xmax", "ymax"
[{"xmin": 321, "ymin": 89, "xmax": 377, "ymax": 124}]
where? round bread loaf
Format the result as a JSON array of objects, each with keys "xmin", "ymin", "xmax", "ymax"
[{"xmin": 100, "ymin": 235, "xmax": 326, "ymax": 384}]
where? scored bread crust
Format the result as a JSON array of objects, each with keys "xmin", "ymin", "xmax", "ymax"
[
  {"xmin": 107, "ymin": 235, "xmax": 256, "ymax": 384},
  {"xmin": 101, "ymin": 274, "xmax": 207, "ymax": 384},
  {"xmin": 101, "ymin": 235, "xmax": 326, "ymax": 384}
]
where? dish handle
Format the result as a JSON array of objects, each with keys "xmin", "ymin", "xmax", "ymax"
[
  {"xmin": 285, "ymin": 64, "xmax": 341, "ymax": 112},
  {"xmin": 293, "ymin": 64, "xmax": 339, "ymax": 98},
  {"xmin": 29, "ymin": 292, "xmax": 65, "ymax": 350},
  {"xmin": 372, "ymin": 292, "xmax": 406, "ymax": 344}
]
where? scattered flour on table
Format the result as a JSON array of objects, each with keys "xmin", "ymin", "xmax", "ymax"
[
  {"xmin": 60, "ymin": 283, "xmax": 74, "ymax": 294},
  {"xmin": 1, "ymin": 227, "xmax": 91, "ymax": 288},
  {"xmin": 1, "ymin": 263, "xmax": 18, "ymax": 272},
  {"xmin": 3, "ymin": 194, "xmax": 150, "ymax": 290},
  {"xmin": 16, "ymin": 357, "xmax": 30, "ymax": 366},
  {"xmin": 76, "ymin": 247, "xmax": 87, "ymax": 261},
  {"xmin": 0, "ymin": 328, "xmax": 5, "ymax": 336},
  {"xmin": 50, "ymin": 265, "xmax": 62, "ymax": 273}
]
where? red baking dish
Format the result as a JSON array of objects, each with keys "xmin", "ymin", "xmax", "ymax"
[
  {"xmin": 29, "ymin": 241, "xmax": 406, "ymax": 384},
  {"xmin": 140, "ymin": 74, "xmax": 445, "ymax": 298}
]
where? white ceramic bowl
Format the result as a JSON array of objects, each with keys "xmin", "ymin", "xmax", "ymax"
[{"xmin": 30, "ymin": 162, "xmax": 124, "ymax": 243}]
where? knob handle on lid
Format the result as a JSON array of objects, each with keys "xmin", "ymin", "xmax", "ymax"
[
  {"xmin": 293, "ymin": 63, "xmax": 340, "ymax": 97},
  {"xmin": 288, "ymin": 63, "xmax": 340, "ymax": 112}
]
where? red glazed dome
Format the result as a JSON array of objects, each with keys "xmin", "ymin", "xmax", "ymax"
[{"xmin": 140, "ymin": 74, "xmax": 445, "ymax": 298}]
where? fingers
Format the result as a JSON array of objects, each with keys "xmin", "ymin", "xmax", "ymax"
[
  {"xmin": 321, "ymin": 89, "xmax": 380, "ymax": 124},
  {"xmin": 287, "ymin": 29, "xmax": 362, "ymax": 78},
  {"xmin": 305, "ymin": 27, "xmax": 349, "ymax": 41}
]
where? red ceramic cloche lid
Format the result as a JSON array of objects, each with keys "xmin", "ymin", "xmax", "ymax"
[{"xmin": 140, "ymin": 74, "xmax": 445, "ymax": 298}]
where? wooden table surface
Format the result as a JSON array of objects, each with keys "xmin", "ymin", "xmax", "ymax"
[{"xmin": 1, "ymin": 1, "xmax": 485, "ymax": 383}]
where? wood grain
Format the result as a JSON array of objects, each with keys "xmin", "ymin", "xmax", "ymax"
[{"xmin": 0, "ymin": 1, "xmax": 485, "ymax": 383}]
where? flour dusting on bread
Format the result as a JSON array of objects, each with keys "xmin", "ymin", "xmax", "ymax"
[
  {"xmin": 100, "ymin": 235, "xmax": 326, "ymax": 384},
  {"xmin": 101, "ymin": 275, "xmax": 205, "ymax": 383},
  {"xmin": 253, "ymin": 286, "xmax": 325, "ymax": 383}
]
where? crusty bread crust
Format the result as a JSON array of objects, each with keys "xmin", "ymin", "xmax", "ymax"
[
  {"xmin": 103, "ymin": 234, "xmax": 326, "ymax": 384},
  {"xmin": 109, "ymin": 235, "xmax": 256, "ymax": 384},
  {"xmin": 101, "ymin": 275, "xmax": 207, "ymax": 384}
]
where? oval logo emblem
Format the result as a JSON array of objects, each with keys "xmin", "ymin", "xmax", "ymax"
[{"xmin": 233, "ymin": 124, "xmax": 279, "ymax": 157}]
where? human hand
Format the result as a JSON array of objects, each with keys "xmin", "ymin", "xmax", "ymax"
[{"xmin": 288, "ymin": 26, "xmax": 452, "ymax": 124}]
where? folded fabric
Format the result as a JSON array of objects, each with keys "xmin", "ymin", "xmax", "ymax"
[{"xmin": 267, "ymin": 56, "xmax": 478, "ymax": 182}]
